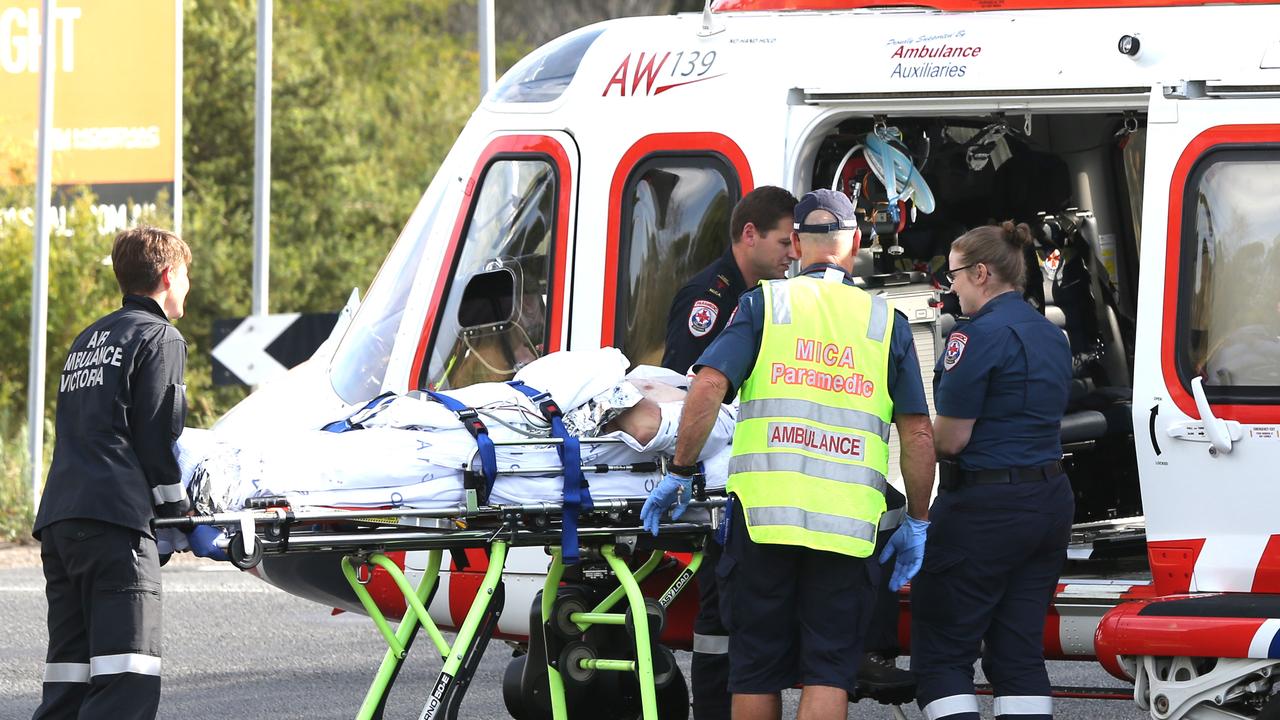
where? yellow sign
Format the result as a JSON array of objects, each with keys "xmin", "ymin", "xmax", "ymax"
[{"xmin": 1, "ymin": 0, "xmax": 177, "ymax": 186}]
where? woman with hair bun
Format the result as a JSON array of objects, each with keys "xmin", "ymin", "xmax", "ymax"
[{"xmin": 910, "ymin": 222, "xmax": 1074, "ymax": 720}]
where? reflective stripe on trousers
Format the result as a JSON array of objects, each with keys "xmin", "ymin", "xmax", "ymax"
[
  {"xmin": 43, "ymin": 663, "xmax": 90, "ymax": 684},
  {"xmin": 745, "ymin": 506, "xmax": 876, "ymax": 543},
  {"xmin": 692, "ymin": 632, "xmax": 729, "ymax": 655},
  {"xmin": 994, "ymin": 695, "xmax": 1053, "ymax": 717},
  {"xmin": 90, "ymin": 653, "xmax": 162, "ymax": 677},
  {"xmin": 922, "ymin": 694, "xmax": 979, "ymax": 719}
]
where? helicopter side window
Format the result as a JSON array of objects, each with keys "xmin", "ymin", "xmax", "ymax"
[
  {"xmin": 425, "ymin": 158, "xmax": 557, "ymax": 390},
  {"xmin": 615, "ymin": 156, "xmax": 739, "ymax": 367},
  {"xmin": 1180, "ymin": 151, "xmax": 1280, "ymax": 396}
]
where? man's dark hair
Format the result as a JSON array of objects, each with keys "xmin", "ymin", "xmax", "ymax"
[
  {"xmin": 730, "ymin": 186, "xmax": 798, "ymax": 243},
  {"xmin": 111, "ymin": 226, "xmax": 191, "ymax": 295}
]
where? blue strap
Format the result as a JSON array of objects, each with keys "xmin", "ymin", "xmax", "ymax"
[
  {"xmin": 508, "ymin": 381, "xmax": 592, "ymax": 564},
  {"xmin": 321, "ymin": 391, "xmax": 396, "ymax": 433},
  {"xmin": 424, "ymin": 390, "xmax": 498, "ymax": 497}
]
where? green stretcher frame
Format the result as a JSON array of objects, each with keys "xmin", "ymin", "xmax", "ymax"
[
  {"xmin": 338, "ymin": 540, "xmax": 704, "ymax": 720},
  {"xmin": 344, "ymin": 543, "xmax": 508, "ymax": 720},
  {"xmin": 541, "ymin": 546, "xmax": 705, "ymax": 720}
]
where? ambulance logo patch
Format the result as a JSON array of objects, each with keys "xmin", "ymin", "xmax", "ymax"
[
  {"xmin": 943, "ymin": 332, "xmax": 968, "ymax": 371},
  {"xmin": 689, "ymin": 300, "xmax": 718, "ymax": 337},
  {"xmin": 1043, "ymin": 249, "xmax": 1062, "ymax": 275}
]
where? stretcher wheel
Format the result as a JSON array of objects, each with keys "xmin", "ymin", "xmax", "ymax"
[
  {"xmin": 624, "ymin": 598, "xmax": 665, "ymax": 646},
  {"xmin": 650, "ymin": 645, "xmax": 678, "ymax": 690},
  {"xmin": 548, "ymin": 587, "xmax": 590, "ymax": 642},
  {"xmin": 502, "ymin": 654, "xmax": 531, "ymax": 720},
  {"xmin": 227, "ymin": 532, "xmax": 262, "ymax": 569},
  {"xmin": 557, "ymin": 640, "xmax": 597, "ymax": 689},
  {"xmin": 1260, "ymin": 694, "xmax": 1280, "ymax": 720}
]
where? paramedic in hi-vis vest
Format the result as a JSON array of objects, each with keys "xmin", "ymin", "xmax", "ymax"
[
  {"xmin": 643, "ymin": 189, "xmax": 936, "ymax": 720},
  {"xmin": 661, "ymin": 185, "xmax": 798, "ymax": 720}
]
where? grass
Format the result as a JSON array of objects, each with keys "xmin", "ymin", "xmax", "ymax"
[{"xmin": 0, "ymin": 420, "xmax": 36, "ymax": 543}]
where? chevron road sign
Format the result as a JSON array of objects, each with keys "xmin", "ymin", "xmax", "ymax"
[{"xmin": 211, "ymin": 312, "xmax": 338, "ymax": 386}]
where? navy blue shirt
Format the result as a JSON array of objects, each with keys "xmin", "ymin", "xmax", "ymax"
[
  {"xmin": 694, "ymin": 264, "xmax": 929, "ymax": 416},
  {"xmin": 933, "ymin": 290, "xmax": 1072, "ymax": 470},
  {"xmin": 662, "ymin": 249, "xmax": 748, "ymax": 376}
]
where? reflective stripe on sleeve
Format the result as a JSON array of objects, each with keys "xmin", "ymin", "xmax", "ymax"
[
  {"xmin": 745, "ymin": 506, "xmax": 876, "ymax": 543},
  {"xmin": 993, "ymin": 695, "xmax": 1053, "ymax": 717},
  {"xmin": 867, "ymin": 294, "xmax": 889, "ymax": 342},
  {"xmin": 43, "ymin": 662, "xmax": 90, "ymax": 684},
  {"xmin": 738, "ymin": 398, "xmax": 890, "ymax": 440},
  {"xmin": 769, "ymin": 281, "xmax": 792, "ymax": 325},
  {"xmin": 692, "ymin": 633, "xmax": 729, "ymax": 655},
  {"xmin": 728, "ymin": 453, "xmax": 887, "ymax": 494},
  {"xmin": 923, "ymin": 694, "xmax": 980, "ymax": 719},
  {"xmin": 89, "ymin": 653, "xmax": 162, "ymax": 678},
  {"xmin": 152, "ymin": 482, "xmax": 186, "ymax": 505}
]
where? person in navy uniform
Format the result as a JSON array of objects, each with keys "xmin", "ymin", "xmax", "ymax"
[
  {"xmin": 653, "ymin": 190, "xmax": 936, "ymax": 720},
  {"xmin": 32, "ymin": 227, "xmax": 193, "ymax": 720},
  {"xmin": 911, "ymin": 221, "xmax": 1074, "ymax": 720},
  {"xmin": 663, "ymin": 186, "xmax": 800, "ymax": 379},
  {"xmin": 662, "ymin": 185, "xmax": 798, "ymax": 720}
]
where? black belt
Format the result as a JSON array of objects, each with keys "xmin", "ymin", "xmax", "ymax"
[{"xmin": 941, "ymin": 460, "xmax": 1064, "ymax": 489}]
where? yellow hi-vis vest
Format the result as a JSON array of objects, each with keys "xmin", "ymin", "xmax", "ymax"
[{"xmin": 727, "ymin": 274, "xmax": 894, "ymax": 558}]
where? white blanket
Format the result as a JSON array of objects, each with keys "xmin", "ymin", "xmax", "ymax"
[{"xmin": 177, "ymin": 349, "xmax": 735, "ymax": 514}]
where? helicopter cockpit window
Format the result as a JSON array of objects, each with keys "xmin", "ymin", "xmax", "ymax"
[
  {"xmin": 1182, "ymin": 152, "xmax": 1280, "ymax": 395},
  {"xmin": 424, "ymin": 158, "xmax": 557, "ymax": 390},
  {"xmin": 329, "ymin": 188, "xmax": 442, "ymax": 404},
  {"xmin": 490, "ymin": 27, "xmax": 604, "ymax": 104}
]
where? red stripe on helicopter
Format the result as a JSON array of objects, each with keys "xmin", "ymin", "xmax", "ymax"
[
  {"xmin": 448, "ymin": 548, "xmax": 494, "ymax": 627},
  {"xmin": 1251, "ymin": 535, "xmax": 1280, "ymax": 593},
  {"xmin": 1160, "ymin": 124, "xmax": 1280, "ymax": 424},
  {"xmin": 1147, "ymin": 538, "xmax": 1205, "ymax": 596}
]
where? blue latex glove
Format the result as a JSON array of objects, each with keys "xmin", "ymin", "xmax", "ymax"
[
  {"xmin": 640, "ymin": 472, "xmax": 694, "ymax": 536},
  {"xmin": 877, "ymin": 515, "xmax": 930, "ymax": 591},
  {"xmin": 187, "ymin": 524, "xmax": 229, "ymax": 562}
]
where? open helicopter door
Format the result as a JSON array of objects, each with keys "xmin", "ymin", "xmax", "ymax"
[{"xmin": 1132, "ymin": 85, "xmax": 1280, "ymax": 598}]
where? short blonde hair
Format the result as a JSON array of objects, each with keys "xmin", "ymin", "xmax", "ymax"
[{"xmin": 111, "ymin": 226, "xmax": 191, "ymax": 295}]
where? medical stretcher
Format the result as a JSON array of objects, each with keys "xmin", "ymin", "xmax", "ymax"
[{"xmin": 157, "ymin": 439, "xmax": 723, "ymax": 720}]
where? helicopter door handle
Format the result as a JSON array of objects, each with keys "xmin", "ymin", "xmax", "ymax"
[{"xmin": 1179, "ymin": 376, "xmax": 1238, "ymax": 455}]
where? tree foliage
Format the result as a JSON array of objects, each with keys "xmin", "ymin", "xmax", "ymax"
[{"xmin": 180, "ymin": 0, "xmax": 491, "ymax": 422}]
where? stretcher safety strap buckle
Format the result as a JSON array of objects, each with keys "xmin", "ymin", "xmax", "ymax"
[
  {"xmin": 424, "ymin": 390, "xmax": 499, "ymax": 504},
  {"xmin": 508, "ymin": 380, "xmax": 592, "ymax": 565}
]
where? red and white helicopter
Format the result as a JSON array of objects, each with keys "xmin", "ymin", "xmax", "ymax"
[{"xmin": 207, "ymin": 1, "xmax": 1280, "ymax": 717}]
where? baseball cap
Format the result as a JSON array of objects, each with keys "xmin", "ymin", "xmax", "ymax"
[{"xmin": 793, "ymin": 189, "xmax": 857, "ymax": 233}]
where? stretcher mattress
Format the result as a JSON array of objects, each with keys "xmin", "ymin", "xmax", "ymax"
[{"xmin": 175, "ymin": 348, "xmax": 735, "ymax": 514}]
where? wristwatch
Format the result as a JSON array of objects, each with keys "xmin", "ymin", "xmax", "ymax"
[{"xmin": 668, "ymin": 462, "xmax": 699, "ymax": 477}]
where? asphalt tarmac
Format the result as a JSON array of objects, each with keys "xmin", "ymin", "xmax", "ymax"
[{"xmin": 1, "ymin": 556, "xmax": 1146, "ymax": 719}]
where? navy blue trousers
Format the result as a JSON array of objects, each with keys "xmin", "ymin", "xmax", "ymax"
[
  {"xmin": 692, "ymin": 537, "xmax": 731, "ymax": 720},
  {"xmin": 910, "ymin": 475, "xmax": 1073, "ymax": 720}
]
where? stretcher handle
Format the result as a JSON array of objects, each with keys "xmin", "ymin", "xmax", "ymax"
[
  {"xmin": 477, "ymin": 461, "xmax": 659, "ymax": 476},
  {"xmin": 153, "ymin": 495, "xmax": 728, "ymax": 529}
]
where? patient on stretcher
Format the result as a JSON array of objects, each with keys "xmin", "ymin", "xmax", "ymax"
[{"xmin": 176, "ymin": 348, "xmax": 735, "ymax": 514}]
